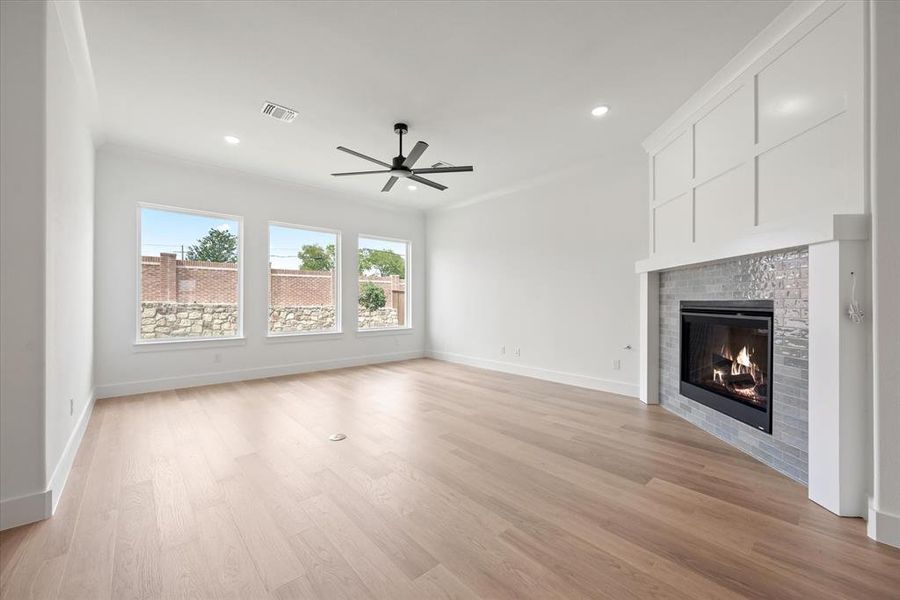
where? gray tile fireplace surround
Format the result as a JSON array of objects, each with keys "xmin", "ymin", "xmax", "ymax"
[{"xmin": 659, "ymin": 247, "xmax": 809, "ymax": 484}]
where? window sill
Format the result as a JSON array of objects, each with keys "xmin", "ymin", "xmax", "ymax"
[
  {"xmin": 355, "ymin": 327, "xmax": 414, "ymax": 338},
  {"xmin": 265, "ymin": 331, "xmax": 343, "ymax": 343},
  {"xmin": 133, "ymin": 336, "xmax": 247, "ymax": 351}
]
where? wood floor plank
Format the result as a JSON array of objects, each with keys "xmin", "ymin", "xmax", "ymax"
[
  {"xmin": 0, "ymin": 552, "xmax": 67, "ymax": 600},
  {"xmin": 159, "ymin": 539, "xmax": 215, "ymax": 600},
  {"xmin": 235, "ymin": 452, "xmax": 314, "ymax": 536},
  {"xmin": 220, "ymin": 474, "xmax": 304, "ymax": 591},
  {"xmin": 414, "ymin": 565, "xmax": 481, "ymax": 600},
  {"xmin": 172, "ymin": 444, "xmax": 224, "ymax": 510},
  {"xmin": 287, "ymin": 526, "xmax": 374, "ymax": 600},
  {"xmin": 181, "ymin": 399, "xmax": 240, "ymax": 482},
  {"xmin": 56, "ymin": 508, "xmax": 118, "ymax": 600},
  {"xmin": 120, "ymin": 398, "xmax": 156, "ymax": 487},
  {"xmin": 55, "ymin": 402, "xmax": 125, "ymax": 600},
  {"xmin": 313, "ymin": 468, "xmax": 439, "ymax": 581},
  {"xmin": 270, "ymin": 574, "xmax": 318, "ymax": 600},
  {"xmin": 2, "ymin": 359, "xmax": 896, "ymax": 600},
  {"xmin": 0, "ymin": 525, "xmax": 32, "ymax": 592},
  {"xmin": 110, "ymin": 481, "xmax": 161, "ymax": 600},
  {"xmin": 193, "ymin": 501, "xmax": 269, "ymax": 599},
  {"xmin": 300, "ymin": 493, "xmax": 421, "ymax": 600},
  {"xmin": 152, "ymin": 456, "xmax": 197, "ymax": 549}
]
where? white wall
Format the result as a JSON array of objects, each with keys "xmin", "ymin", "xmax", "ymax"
[
  {"xmin": 1, "ymin": 0, "xmax": 96, "ymax": 529},
  {"xmin": 0, "ymin": 0, "xmax": 48, "ymax": 523},
  {"xmin": 94, "ymin": 146, "xmax": 426, "ymax": 397},
  {"xmin": 44, "ymin": 0, "xmax": 96, "ymax": 507},
  {"xmin": 426, "ymin": 160, "xmax": 647, "ymax": 397},
  {"xmin": 868, "ymin": 0, "xmax": 900, "ymax": 548}
]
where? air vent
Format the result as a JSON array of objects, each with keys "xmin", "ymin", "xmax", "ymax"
[{"xmin": 261, "ymin": 101, "xmax": 298, "ymax": 123}]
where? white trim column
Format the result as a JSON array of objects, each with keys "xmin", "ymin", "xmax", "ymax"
[
  {"xmin": 867, "ymin": 0, "xmax": 900, "ymax": 549},
  {"xmin": 639, "ymin": 271, "xmax": 659, "ymax": 405},
  {"xmin": 807, "ymin": 240, "xmax": 869, "ymax": 517}
]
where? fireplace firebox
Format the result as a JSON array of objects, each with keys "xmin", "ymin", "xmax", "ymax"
[{"xmin": 680, "ymin": 300, "xmax": 774, "ymax": 433}]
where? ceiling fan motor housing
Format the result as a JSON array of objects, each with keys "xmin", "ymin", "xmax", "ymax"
[{"xmin": 390, "ymin": 155, "xmax": 412, "ymax": 178}]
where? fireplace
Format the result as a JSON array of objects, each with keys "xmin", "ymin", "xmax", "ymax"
[{"xmin": 680, "ymin": 300, "xmax": 774, "ymax": 433}]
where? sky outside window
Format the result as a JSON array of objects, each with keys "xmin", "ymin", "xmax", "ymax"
[
  {"xmin": 270, "ymin": 225, "xmax": 337, "ymax": 269},
  {"xmin": 141, "ymin": 207, "xmax": 239, "ymax": 258},
  {"xmin": 359, "ymin": 237, "xmax": 407, "ymax": 257}
]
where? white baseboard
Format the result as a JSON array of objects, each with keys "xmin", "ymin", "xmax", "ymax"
[
  {"xmin": 1, "ymin": 389, "xmax": 96, "ymax": 531},
  {"xmin": 426, "ymin": 350, "xmax": 639, "ymax": 398},
  {"xmin": 0, "ymin": 489, "xmax": 51, "ymax": 531},
  {"xmin": 868, "ymin": 498, "xmax": 900, "ymax": 549},
  {"xmin": 48, "ymin": 389, "xmax": 96, "ymax": 514},
  {"xmin": 95, "ymin": 350, "xmax": 426, "ymax": 398}
]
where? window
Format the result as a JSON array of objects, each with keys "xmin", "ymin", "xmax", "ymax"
[
  {"xmin": 138, "ymin": 206, "xmax": 242, "ymax": 342},
  {"xmin": 358, "ymin": 236, "xmax": 409, "ymax": 330},
  {"xmin": 269, "ymin": 224, "xmax": 340, "ymax": 335}
]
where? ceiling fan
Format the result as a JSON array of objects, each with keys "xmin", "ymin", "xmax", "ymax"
[{"xmin": 332, "ymin": 123, "xmax": 474, "ymax": 192}]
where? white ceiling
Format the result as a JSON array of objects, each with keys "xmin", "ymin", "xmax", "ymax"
[{"xmin": 80, "ymin": 0, "xmax": 788, "ymax": 211}]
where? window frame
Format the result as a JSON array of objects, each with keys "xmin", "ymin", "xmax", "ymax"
[
  {"xmin": 266, "ymin": 221, "xmax": 343, "ymax": 338},
  {"xmin": 135, "ymin": 203, "xmax": 245, "ymax": 346},
  {"xmin": 356, "ymin": 234, "xmax": 412, "ymax": 333}
]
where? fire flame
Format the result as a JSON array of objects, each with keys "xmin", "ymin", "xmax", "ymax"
[
  {"xmin": 719, "ymin": 344, "xmax": 762, "ymax": 380},
  {"xmin": 734, "ymin": 346, "xmax": 752, "ymax": 371},
  {"xmin": 713, "ymin": 344, "xmax": 765, "ymax": 403}
]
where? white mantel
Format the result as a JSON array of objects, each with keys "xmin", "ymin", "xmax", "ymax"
[{"xmin": 635, "ymin": 213, "xmax": 868, "ymax": 274}]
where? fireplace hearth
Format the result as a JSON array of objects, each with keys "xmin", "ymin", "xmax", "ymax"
[{"xmin": 680, "ymin": 300, "xmax": 774, "ymax": 433}]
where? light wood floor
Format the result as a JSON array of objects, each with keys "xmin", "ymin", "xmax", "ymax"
[{"xmin": 2, "ymin": 359, "xmax": 898, "ymax": 599}]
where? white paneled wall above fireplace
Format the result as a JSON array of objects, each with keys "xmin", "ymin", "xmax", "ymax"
[{"xmin": 642, "ymin": 0, "xmax": 867, "ymax": 270}]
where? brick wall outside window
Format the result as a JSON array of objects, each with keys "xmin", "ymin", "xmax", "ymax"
[
  {"xmin": 141, "ymin": 254, "xmax": 238, "ymax": 304},
  {"xmin": 270, "ymin": 268, "xmax": 334, "ymax": 306},
  {"xmin": 141, "ymin": 253, "xmax": 406, "ymax": 307}
]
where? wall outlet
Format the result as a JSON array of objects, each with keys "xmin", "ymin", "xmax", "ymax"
[
  {"xmin": 500, "ymin": 345, "xmax": 506, "ymax": 356},
  {"xmin": 214, "ymin": 352, "xmax": 223, "ymax": 363},
  {"xmin": 514, "ymin": 347, "xmax": 521, "ymax": 357},
  {"xmin": 613, "ymin": 359, "xmax": 622, "ymax": 370},
  {"xmin": 69, "ymin": 398, "xmax": 74, "ymax": 416}
]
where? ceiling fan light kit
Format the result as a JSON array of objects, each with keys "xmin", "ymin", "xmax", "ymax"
[{"xmin": 332, "ymin": 123, "xmax": 474, "ymax": 192}]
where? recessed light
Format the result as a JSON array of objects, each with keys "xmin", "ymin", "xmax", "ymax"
[
  {"xmin": 591, "ymin": 105, "xmax": 610, "ymax": 117},
  {"xmin": 224, "ymin": 135, "xmax": 240, "ymax": 145},
  {"xmin": 407, "ymin": 185, "xmax": 418, "ymax": 191}
]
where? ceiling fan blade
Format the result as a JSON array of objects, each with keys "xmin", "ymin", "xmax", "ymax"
[
  {"xmin": 408, "ymin": 174, "xmax": 447, "ymax": 191},
  {"xmin": 411, "ymin": 166, "xmax": 474, "ymax": 174},
  {"xmin": 337, "ymin": 146, "xmax": 390, "ymax": 168},
  {"xmin": 381, "ymin": 176, "xmax": 399, "ymax": 192},
  {"xmin": 331, "ymin": 170, "xmax": 392, "ymax": 176},
  {"xmin": 402, "ymin": 141, "xmax": 429, "ymax": 168}
]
